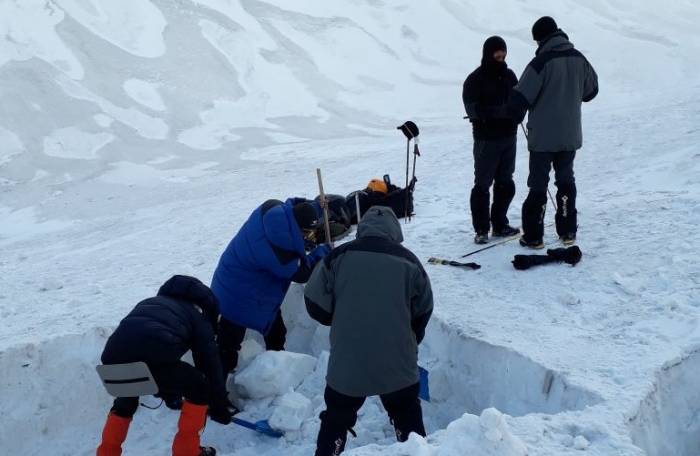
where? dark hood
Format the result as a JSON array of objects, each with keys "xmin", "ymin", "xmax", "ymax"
[
  {"xmin": 481, "ymin": 35, "xmax": 508, "ymax": 73},
  {"xmin": 536, "ymin": 30, "xmax": 573, "ymax": 55},
  {"xmin": 158, "ymin": 275, "xmax": 219, "ymax": 328},
  {"xmin": 357, "ymin": 206, "xmax": 403, "ymax": 243}
]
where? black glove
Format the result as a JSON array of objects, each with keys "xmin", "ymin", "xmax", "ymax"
[
  {"xmin": 209, "ymin": 405, "xmax": 232, "ymax": 425},
  {"xmin": 512, "ymin": 254, "xmax": 553, "ymax": 270},
  {"xmin": 208, "ymin": 398, "xmax": 240, "ymax": 425},
  {"xmin": 546, "ymin": 246, "xmax": 582, "ymax": 266}
]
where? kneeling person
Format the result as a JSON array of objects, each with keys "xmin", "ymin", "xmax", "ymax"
[
  {"xmin": 304, "ymin": 206, "xmax": 434, "ymax": 455},
  {"xmin": 96, "ymin": 275, "xmax": 231, "ymax": 456}
]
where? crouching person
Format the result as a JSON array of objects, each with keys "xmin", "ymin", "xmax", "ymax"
[
  {"xmin": 96, "ymin": 275, "xmax": 232, "ymax": 456},
  {"xmin": 304, "ymin": 206, "xmax": 434, "ymax": 455}
]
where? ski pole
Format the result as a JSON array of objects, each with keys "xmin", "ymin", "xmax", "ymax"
[
  {"xmin": 316, "ymin": 168, "xmax": 333, "ymax": 248},
  {"xmin": 409, "ymin": 141, "xmax": 420, "ymax": 222},
  {"xmin": 404, "ymin": 137, "xmax": 410, "ymax": 222},
  {"xmin": 460, "ymin": 232, "xmax": 520, "ymax": 258},
  {"xmin": 397, "ymin": 121, "xmax": 419, "ymax": 223},
  {"xmin": 519, "ymin": 123, "xmax": 558, "ymax": 212},
  {"xmin": 354, "ymin": 192, "xmax": 361, "ymax": 225}
]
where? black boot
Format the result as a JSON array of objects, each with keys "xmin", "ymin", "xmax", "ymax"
[
  {"xmin": 491, "ymin": 180, "xmax": 515, "ymax": 233},
  {"xmin": 470, "ymin": 186, "xmax": 490, "ymax": 239},
  {"xmin": 388, "ymin": 405, "xmax": 426, "ymax": 443},
  {"xmin": 521, "ymin": 190, "xmax": 547, "ymax": 245},
  {"xmin": 555, "ymin": 183, "xmax": 577, "ymax": 238},
  {"xmin": 315, "ymin": 411, "xmax": 355, "ymax": 456}
]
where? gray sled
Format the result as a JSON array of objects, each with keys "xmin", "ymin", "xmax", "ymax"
[{"xmin": 96, "ymin": 362, "xmax": 158, "ymax": 397}]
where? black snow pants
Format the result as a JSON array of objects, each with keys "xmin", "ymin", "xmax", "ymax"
[
  {"xmin": 470, "ymin": 136, "xmax": 517, "ymax": 234},
  {"xmin": 217, "ymin": 311, "xmax": 287, "ymax": 376},
  {"xmin": 110, "ymin": 361, "xmax": 209, "ymax": 418},
  {"xmin": 315, "ymin": 382, "xmax": 426, "ymax": 456},
  {"xmin": 521, "ymin": 150, "xmax": 577, "ymax": 241}
]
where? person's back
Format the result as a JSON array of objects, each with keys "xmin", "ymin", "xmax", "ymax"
[
  {"xmin": 508, "ymin": 16, "xmax": 599, "ymax": 248},
  {"xmin": 514, "ymin": 29, "xmax": 598, "ymax": 152},
  {"xmin": 305, "ymin": 206, "xmax": 433, "ymax": 455}
]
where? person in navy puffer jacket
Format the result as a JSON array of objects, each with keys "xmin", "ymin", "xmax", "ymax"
[{"xmin": 212, "ymin": 198, "xmax": 331, "ymax": 375}]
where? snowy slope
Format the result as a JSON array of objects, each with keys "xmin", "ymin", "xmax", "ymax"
[{"xmin": 1, "ymin": 1, "xmax": 700, "ymax": 455}]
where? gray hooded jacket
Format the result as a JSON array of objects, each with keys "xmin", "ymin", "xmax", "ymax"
[
  {"xmin": 511, "ymin": 31, "xmax": 598, "ymax": 152},
  {"xmin": 304, "ymin": 206, "xmax": 433, "ymax": 397}
]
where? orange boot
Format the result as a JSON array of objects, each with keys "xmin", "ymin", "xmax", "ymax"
[
  {"xmin": 96, "ymin": 412, "xmax": 132, "ymax": 456},
  {"xmin": 172, "ymin": 401, "xmax": 214, "ymax": 456}
]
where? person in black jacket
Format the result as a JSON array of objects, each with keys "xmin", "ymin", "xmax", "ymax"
[
  {"xmin": 462, "ymin": 36, "xmax": 520, "ymax": 244},
  {"xmin": 96, "ymin": 275, "xmax": 232, "ymax": 456}
]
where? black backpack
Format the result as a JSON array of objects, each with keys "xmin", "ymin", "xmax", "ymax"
[{"xmin": 346, "ymin": 175, "xmax": 415, "ymax": 224}]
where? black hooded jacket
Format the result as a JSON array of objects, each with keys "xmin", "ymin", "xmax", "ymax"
[
  {"xmin": 101, "ymin": 275, "xmax": 227, "ymax": 406},
  {"xmin": 462, "ymin": 36, "xmax": 518, "ymax": 140}
]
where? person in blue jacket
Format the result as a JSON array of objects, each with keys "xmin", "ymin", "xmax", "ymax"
[{"xmin": 212, "ymin": 198, "xmax": 331, "ymax": 375}]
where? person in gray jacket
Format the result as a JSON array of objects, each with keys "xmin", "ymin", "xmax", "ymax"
[
  {"xmin": 304, "ymin": 206, "xmax": 433, "ymax": 456},
  {"xmin": 509, "ymin": 16, "xmax": 598, "ymax": 248}
]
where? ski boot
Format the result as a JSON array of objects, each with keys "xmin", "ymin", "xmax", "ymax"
[
  {"xmin": 474, "ymin": 232, "xmax": 489, "ymax": 244},
  {"xmin": 200, "ymin": 447, "xmax": 216, "ymax": 456},
  {"xmin": 519, "ymin": 237, "xmax": 544, "ymax": 249},
  {"xmin": 492, "ymin": 225, "xmax": 520, "ymax": 237},
  {"xmin": 560, "ymin": 233, "xmax": 576, "ymax": 246}
]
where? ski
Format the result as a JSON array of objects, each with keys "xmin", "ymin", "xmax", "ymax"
[{"xmin": 427, "ymin": 257, "xmax": 481, "ymax": 270}]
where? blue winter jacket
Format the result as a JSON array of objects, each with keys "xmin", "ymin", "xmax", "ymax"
[{"xmin": 212, "ymin": 198, "xmax": 319, "ymax": 334}]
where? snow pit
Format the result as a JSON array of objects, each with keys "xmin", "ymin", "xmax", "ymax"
[
  {"xmin": 417, "ymin": 319, "xmax": 603, "ymax": 427},
  {"xmin": 1, "ymin": 285, "xmax": 601, "ymax": 455},
  {"xmin": 628, "ymin": 348, "xmax": 700, "ymax": 456}
]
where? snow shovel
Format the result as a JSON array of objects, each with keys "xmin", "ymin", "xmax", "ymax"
[
  {"xmin": 232, "ymin": 417, "xmax": 284, "ymax": 438},
  {"xmin": 418, "ymin": 366, "xmax": 430, "ymax": 402}
]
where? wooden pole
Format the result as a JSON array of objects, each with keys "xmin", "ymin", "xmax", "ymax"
[{"xmin": 316, "ymin": 168, "xmax": 333, "ymax": 248}]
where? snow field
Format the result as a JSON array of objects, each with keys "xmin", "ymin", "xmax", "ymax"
[{"xmin": 2, "ymin": 0, "xmax": 700, "ymax": 454}]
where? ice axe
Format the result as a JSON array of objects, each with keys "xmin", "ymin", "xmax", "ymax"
[{"xmin": 397, "ymin": 121, "xmax": 419, "ymax": 222}]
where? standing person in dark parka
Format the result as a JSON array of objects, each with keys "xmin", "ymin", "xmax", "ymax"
[
  {"xmin": 304, "ymin": 206, "xmax": 434, "ymax": 456},
  {"xmin": 212, "ymin": 199, "xmax": 330, "ymax": 376},
  {"xmin": 97, "ymin": 275, "xmax": 231, "ymax": 456},
  {"xmin": 462, "ymin": 36, "xmax": 521, "ymax": 244},
  {"xmin": 509, "ymin": 17, "xmax": 599, "ymax": 248}
]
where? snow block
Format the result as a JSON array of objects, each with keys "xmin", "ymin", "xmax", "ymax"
[
  {"xmin": 268, "ymin": 391, "xmax": 313, "ymax": 432},
  {"xmin": 234, "ymin": 350, "xmax": 317, "ymax": 399}
]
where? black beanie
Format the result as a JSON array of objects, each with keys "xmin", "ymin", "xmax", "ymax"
[
  {"xmin": 532, "ymin": 16, "xmax": 558, "ymax": 41},
  {"xmin": 482, "ymin": 36, "xmax": 507, "ymax": 63},
  {"xmin": 293, "ymin": 202, "xmax": 319, "ymax": 230}
]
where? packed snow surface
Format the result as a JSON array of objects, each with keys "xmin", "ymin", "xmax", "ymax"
[{"xmin": 1, "ymin": 0, "xmax": 700, "ymax": 455}]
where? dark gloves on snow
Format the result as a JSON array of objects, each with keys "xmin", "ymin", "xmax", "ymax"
[
  {"xmin": 512, "ymin": 246, "xmax": 582, "ymax": 270},
  {"xmin": 546, "ymin": 246, "xmax": 582, "ymax": 265}
]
